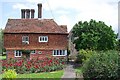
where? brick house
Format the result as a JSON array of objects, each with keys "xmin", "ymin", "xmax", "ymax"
[{"xmin": 4, "ymin": 3, "xmax": 68, "ymax": 59}]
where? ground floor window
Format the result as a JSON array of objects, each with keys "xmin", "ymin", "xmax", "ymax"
[
  {"xmin": 14, "ymin": 50, "xmax": 22, "ymax": 57},
  {"xmin": 31, "ymin": 50, "xmax": 36, "ymax": 54},
  {"xmin": 53, "ymin": 50, "xmax": 67, "ymax": 56}
]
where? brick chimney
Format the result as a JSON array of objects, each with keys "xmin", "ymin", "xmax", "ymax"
[
  {"xmin": 31, "ymin": 9, "xmax": 35, "ymax": 18},
  {"xmin": 26, "ymin": 9, "xmax": 30, "ymax": 18},
  {"xmin": 37, "ymin": 3, "xmax": 42, "ymax": 18},
  {"xmin": 21, "ymin": 9, "xmax": 25, "ymax": 18}
]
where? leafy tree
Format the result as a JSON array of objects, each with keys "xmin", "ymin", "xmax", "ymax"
[
  {"xmin": 0, "ymin": 29, "xmax": 4, "ymax": 54},
  {"xmin": 72, "ymin": 19, "xmax": 116, "ymax": 51},
  {"xmin": 116, "ymin": 39, "xmax": 120, "ymax": 51}
]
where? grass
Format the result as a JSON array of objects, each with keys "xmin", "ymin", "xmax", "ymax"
[
  {"xmin": 75, "ymin": 67, "xmax": 82, "ymax": 74},
  {"xmin": 0, "ymin": 55, "xmax": 6, "ymax": 60},
  {"xmin": 17, "ymin": 70, "xmax": 64, "ymax": 78}
]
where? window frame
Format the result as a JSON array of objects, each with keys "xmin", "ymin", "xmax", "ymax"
[
  {"xmin": 39, "ymin": 36, "xmax": 48, "ymax": 42},
  {"xmin": 31, "ymin": 50, "xmax": 36, "ymax": 54},
  {"xmin": 14, "ymin": 50, "xmax": 22, "ymax": 57},
  {"xmin": 53, "ymin": 50, "xmax": 67, "ymax": 56},
  {"xmin": 22, "ymin": 36, "xmax": 29, "ymax": 44}
]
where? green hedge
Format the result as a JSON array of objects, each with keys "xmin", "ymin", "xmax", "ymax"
[{"xmin": 82, "ymin": 50, "xmax": 119, "ymax": 79}]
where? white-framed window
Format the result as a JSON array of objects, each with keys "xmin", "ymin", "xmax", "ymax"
[
  {"xmin": 31, "ymin": 50, "xmax": 36, "ymax": 54},
  {"xmin": 39, "ymin": 36, "xmax": 48, "ymax": 42},
  {"xmin": 14, "ymin": 50, "xmax": 22, "ymax": 57},
  {"xmin": 38, "ymin": 51, "xmax": 42, "ymax": 54},
  {"xmin": 22, "ymin": 36, "xmax": 29, "ymax": 44},
  {"xmin": 53, "ymin": 50, "xmax": 67, "ymax": 56}
]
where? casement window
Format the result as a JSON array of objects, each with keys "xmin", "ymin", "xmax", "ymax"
[
  {"xmin": 38, "ymin": 51, "xmax": 42, "ymax": 54},
  {"xmin": 39, "ymin": 36, "xmax": 48, "ymax": 42},
  {"xmin": 53, "ymin": 50, "xmax": 67, "ymax": 56},
  {"xmin": 31, "ymin": 50, "xmax": 36, "ymax": 54},
  {"xmin": 14, "ymin": 50, "xmax": 22, "ymax": 57},
  {"xmin": 22, "ymin": 36, "xmax": 29, "ymax": 44}
]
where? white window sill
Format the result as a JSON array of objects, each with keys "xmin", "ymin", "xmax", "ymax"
[
  {"xmin": 53, "ymin": 55, "xmax": 67, "ymax": 56},
  {"xmin": 39, "ymin": 41, "xmax": 48, "ymax": 42},
  {"xmin": 15, "ymin": 56, "xmax": 22, "ymax": 57}
]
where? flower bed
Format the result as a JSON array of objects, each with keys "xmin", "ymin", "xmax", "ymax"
[{"xmin": 1, "ymin": 57, "xmax": 66, "ymax": 74}]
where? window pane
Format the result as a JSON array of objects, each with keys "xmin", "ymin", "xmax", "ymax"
[
  {"xmin": 26, "ymin": 37, "xmax": 28, "ymax": 41},
  {"xmin": 60, "ymin": 50, "xmax": 62, "ymax": 55},
  {"xmin": 54, "ymin": 50, "xmax": 56, "ymax": 55},
  {"xmin": 22, "ymin": 36, "xmax": 29, "ymax": 42},
  {"xmin": 57, "ymin": 50, "xmax": 59, "ymax": 55},
  {"xmin": 16, "ymin": 52, "xmax": 18, "ymax": 56},
  {"xmin": 45, "ymin": 37, "xmax": 47, "ymax": 41},
  {"xmin": 31, "ymin": 50, "xmax": 35, "ymax": 54},
  {"xmin": 63, "ymin": 50, "xmax": 65, "ymax": 55}
]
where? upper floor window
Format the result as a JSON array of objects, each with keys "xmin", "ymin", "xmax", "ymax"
[
  {"xmin": 22, "ymin": 36, "xmax": 29, "ymax": 44},
  {"xmin": 39, "ymin": 36, "xmax": 48, "ymax": 42}
]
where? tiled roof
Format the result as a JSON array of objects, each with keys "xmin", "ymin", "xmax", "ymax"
[{"xmin": 4, "ymin": 19, "xmax": 68, "ymax": 34}]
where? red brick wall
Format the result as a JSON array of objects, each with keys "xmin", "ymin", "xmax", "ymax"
[
  {"xmin": 6, "ymin": 50, "xmax": 14, "ymax": 59},
  {"xmin": 4, "ymin": 33, "xmax": 68, "ymax": 59},
  {"xmin": 4, "ymin": 33, "xmax": 68, "ymax": 50},
  {"xmin": 6, "ymin": 50, "xmax": 66, "ymax": 59}
]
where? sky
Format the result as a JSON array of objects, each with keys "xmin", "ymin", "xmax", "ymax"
[{"xmin": 0, "ymin": 0, "xmax": 119, "ymax": 33}]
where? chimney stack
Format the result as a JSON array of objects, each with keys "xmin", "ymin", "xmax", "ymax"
[
  {"xmin": 31, "ymin": 9, "xmax": 35, "ymax": 18},
  {"xmin": 21, "ymin": 9, "xmax": 25, "ymax": 18},
  {"xmin": 38, "ymin": 3, "xmax": 42, "ymax": 18},
  {"xmin": 26, "ymin": 9, "xmax": 30, "ymax": 18}
]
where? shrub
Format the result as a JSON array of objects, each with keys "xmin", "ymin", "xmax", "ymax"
[
  {"xmin": 3, "ymin": 69, "xmax": 17, "ymax": 79},
  {"xmin": 82, "ymin": 50, "xmax": 119, "ymax": 79},
  {"xmin": 117, "ymin": 39, "xmax": 120, "ymax": 51},
  {"xmin": 75, "ymin": 49, "xmax": 96, "ymax": 64}
]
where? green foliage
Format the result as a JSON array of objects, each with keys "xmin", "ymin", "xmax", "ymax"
[
  {"xmin": 2, "ymin": 57, "xmax": 66, "ymax": 74},
  {"xmin": 0, "ymin": 29, "xmax": 4, "ymax": 54},
  {"xmin": 75, "ymin": 49, "xmax": 96, "ymax": 64},
  {"xmin": 21, "ymin": 50, "xmax": 31, "ymax": 54},
  {"xmin": 3, "ymin": 69, "xmax": 17, "ymax": 79},
  {"xmin": 72, "ymin": 19, "xmax": 116, "ymax": 51},
  {"xmin": 82, "ymin": 50, "xmax": 119, "ymax": 79},
  {"xmin": 116, "ymin": 39, "xmax": 120, "ymax": 51}
]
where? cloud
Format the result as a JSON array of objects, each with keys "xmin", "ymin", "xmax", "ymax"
[
  {"xmin": 13, "ymin": 3, "xmax": 29, "ymax": 9},
  {"xmin": 57, "ymin": 15, "xmax": 73, "ymax": 32},
  {"xmin": 10, "ymin": 0, "xmax": 119, "ymax": 32}
]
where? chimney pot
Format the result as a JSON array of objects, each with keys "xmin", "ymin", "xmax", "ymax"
[
  {"xmin": 31, "ymin": 9, "xmax": 35, "ymax": 18},
  {"xmin": 26, "ymin": 9, "xmax": 30, "ymax": 18},
  {"xmin": 21, "ymin": 9, "xmax": 25, "ymax": 18},
  {"xmin": 38, "ymin": 3, "xmax": 42, "ymax": 18}
]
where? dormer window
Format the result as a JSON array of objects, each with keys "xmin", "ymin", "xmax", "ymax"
[
  {"xmin": 39, "ymin": 36, "xmax": 48, "ymax": 42},
  {"xmin": 22, "ymin": 36, "xmax": 29, "ymax": 44}
]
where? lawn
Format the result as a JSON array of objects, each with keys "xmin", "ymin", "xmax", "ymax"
[
  {"xmin": 75, "ymin": 67, "xmax": 82, "ymax": 74},
  {"xmin": 17, "ymin": 70, "xmax": 64, "ymax": 78},
  {"xmin": 1, "ymin": 70, "xmax": 63, "ymax": 79},
  {"xmin": 75, "ymin": 66, "xmax": 83, "ymax": 78},
  {"xmin": 0, "ymin": 55, "xmax": 6, "ymax": 60}
]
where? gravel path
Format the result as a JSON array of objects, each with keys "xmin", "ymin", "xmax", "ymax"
[{"xmin": 61, "ymin": 62, "xmax": 76, "ymax": 80}]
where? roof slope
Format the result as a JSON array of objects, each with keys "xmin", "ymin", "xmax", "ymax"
[{"xmin": 4, "ymin": 19, "xmax": 68, "ymax": 34}]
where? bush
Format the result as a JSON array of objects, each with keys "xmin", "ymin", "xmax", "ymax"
[
  {"xmin": 3, "ymin": 69, "xmax": 17, "ymax": 79},
  {"xmin": 75, "ymin": 49, "xmax": 96, "ymax": 64},
  {"xmin": 82, "ymin": 50, "xmax": 119, "ymax": 79},
  {"xmin": 117, "ymin": 39, "xmax": 120, "ymax": 51}
]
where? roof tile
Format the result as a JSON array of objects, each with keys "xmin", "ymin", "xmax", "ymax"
[{"xmin": 4, "ymin": 19, "xmax": 68, "ymax": 34}]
